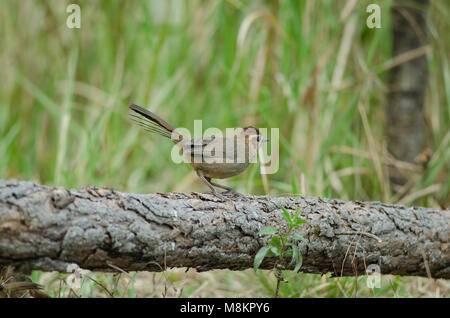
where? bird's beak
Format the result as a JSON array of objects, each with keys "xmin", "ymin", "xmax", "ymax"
[{"xmin": 261, "ymin": 138, "xmax": 270, "ymax": 143}]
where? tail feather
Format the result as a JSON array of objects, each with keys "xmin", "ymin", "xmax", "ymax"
[
  {"xmin": 129, "ymin": 113, "xmax": 173, "ymax": 138},
  {"xmin": 129, "ymin": 103, "xmax": 182, "ymax": 142},
  {"xmin": 129, "ymin": 103, "xmax": 175, "ymax": 132}
]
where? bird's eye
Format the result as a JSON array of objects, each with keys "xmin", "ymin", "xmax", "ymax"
[{"xmin": 257, "ymin": 135, "xmax": 261, "ymax": 142}]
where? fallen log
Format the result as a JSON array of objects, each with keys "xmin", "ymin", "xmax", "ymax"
[{"xmin": 0, "ymin": 179, "xmax": 448, "ymax": 278}]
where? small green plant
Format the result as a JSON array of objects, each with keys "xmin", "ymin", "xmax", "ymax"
[{"xmin": 254, "ymin": 206, "xmax": 308, "ymax": 298}]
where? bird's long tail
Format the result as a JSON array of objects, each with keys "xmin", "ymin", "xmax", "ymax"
[{"xmin": 129, "ymin": 103, "xmax": 182, "ymax": 142}]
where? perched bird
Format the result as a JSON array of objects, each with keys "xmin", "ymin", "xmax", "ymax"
[{"xmin": 129, "ymin": 103, "xmax": 268, "ymax": 200}]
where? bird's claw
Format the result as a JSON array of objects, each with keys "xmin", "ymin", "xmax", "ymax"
[
  {"xmin": 221, "ymin": 189, "xmax": 245, "ymax": 198},
  {"xmin": 202, "ymin": 191, "xmax": 231, "ymax": 201},
  {"xmin": 215, "ymin": 192, "xmax": 231, "ymax": 201}
]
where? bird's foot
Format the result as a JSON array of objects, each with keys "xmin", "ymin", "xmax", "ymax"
[
  {"xmin": 221, "ymin": 189, "xmax": 245, "ymax": 198},
  {"xmin": 202, "ymin": 191, "xmax": 231, "ymax": 201}
]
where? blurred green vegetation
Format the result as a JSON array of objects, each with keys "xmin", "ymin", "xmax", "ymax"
[{"xmin": 1, "ymin": 0, "xmax": 448, "ymax": 297}]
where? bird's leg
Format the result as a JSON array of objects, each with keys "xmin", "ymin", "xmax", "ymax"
[
  {"xmin": 196, "ymin": 172, "xmax": 229, "ymax": 201},
  {"xmin": 208, "ymin": 180, "xmax": 244, "ymax": 197}
]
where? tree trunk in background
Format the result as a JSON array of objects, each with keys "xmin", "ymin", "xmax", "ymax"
[{"xmin": 387, "ymin": 0, "xmax": 429, "ymax": 188}]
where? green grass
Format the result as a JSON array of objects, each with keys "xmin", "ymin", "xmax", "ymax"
[{"xmin": 1, "ymin": 0, "xmax": 449, "ymax": 297}]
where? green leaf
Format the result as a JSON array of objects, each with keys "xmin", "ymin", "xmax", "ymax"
[
  {"xmin": 295, "ymin": 218, "xmax": 307, "ymax": 226},
  {"xmin": 270, "ymin": 246, "xmax": 281, "ymax": 257},
  {"xmin": 254, "ymin": 245, "xmax": 272, "ymax": 271},
  {"xmin": 285, "ymin": 243, "xmax": 303, "ymax": 273},
  {"xmin": 258, "ymin": 226, "xmax": 279, "ymax": 235},
  {"xmin": 269, "ymin": 236, "xmax": 281, "ymax": 247},
  {"xmin": 284, "ymin": 244, "xmax": 294, "ymax": 258},
  {"xmin": 293, "ymin": 251, "xmax": 303, "ymax": 273},
  {"xmin": 294, "ymin": 207, "xmax": 302, "ymax": 219},
  {"xmin": 290, "ymin": 245, "xmax": 298, "ymax": 265},
  {"xmin": 280, "ymin": 206, "xmax": 292, "ymax": 223}
]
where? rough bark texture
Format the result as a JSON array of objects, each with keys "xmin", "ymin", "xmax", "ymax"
[
  {"xmin": 0, "ymin": 179, "xmax": 448, "ymax": 278},
  {"xmin": 387, "ymin": 0, "xmax": 429, "ymax": 186}
]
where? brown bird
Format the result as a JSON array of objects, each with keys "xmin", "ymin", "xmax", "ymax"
[{"xmin": 129, "ymin": 103, "xmax": 268, "ymax": 200}]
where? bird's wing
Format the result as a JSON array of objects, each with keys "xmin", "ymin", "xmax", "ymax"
[{"xmin": 182, "ymin": 137, "xmax": 238, "ymax": 162}]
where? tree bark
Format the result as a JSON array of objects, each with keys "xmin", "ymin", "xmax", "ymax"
[
  {"xmin": 387, "ymin": 0, "xmax": 429, "ymax": 186},
  {"xmin": 0, "ymin": 179, "xmax": 448, "ymax": 278}
]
